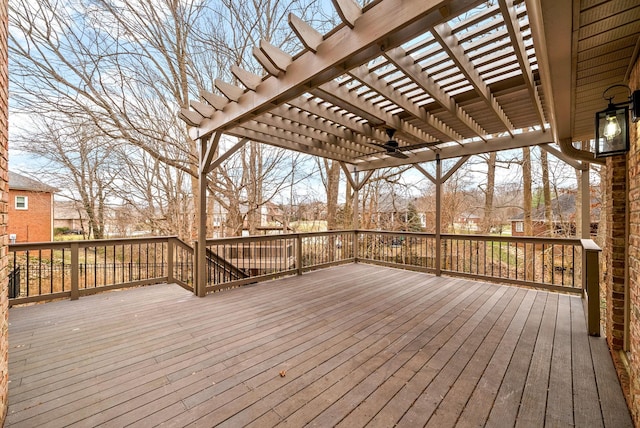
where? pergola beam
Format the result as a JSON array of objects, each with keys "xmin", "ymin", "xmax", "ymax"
[
  {"xmin": 358, "ymin": 129, "xmax": 553, "ymax": 170},
  {"xmin": 498, "ymin": 0, "xmax": 545, "ymax": 127},
  {"xmin": 189, "ymin": 0, "xmax": 483, "ymax": 140},
  {"xmin": 332, "ymin": 0, "xmax": 361, "ymax": 28},
  {"xmin": 289, "ymin": 13, "xmax": 323, "ymax": 52},
  {"xmin": 201, "ymin": 132, "xmax": 221, "ymax": 175}
]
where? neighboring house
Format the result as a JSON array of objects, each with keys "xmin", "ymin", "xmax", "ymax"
[
  {"xmin": 510, "ymin": 190, "xmax": 600, "ymax": 237},
  {"xmin": 370, "ymin": 193, "xmax": 426, "ymax": 231},
  {"xmin": 8, "ymin": 171, "xmax": 58, "ymax": 243},
  {"xmin": 454, "ymin": 213, "xmax": 481, "ymax": 232},
  {"xmin": 54, "ymin": 200, "xmax": 88, "ymax": 233}
]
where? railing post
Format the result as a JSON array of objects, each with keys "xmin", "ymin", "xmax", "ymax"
[
  {"xmin": 70, "ymin": 243, "xmax": 79, "ymax": 301},
  {"xmin": 194, "ymin": 241, "xmax": 200, "ymax": 296},
  {"xmin": 167, "ymin": 238, "xmax": 174, "ymax": 284},
  {"xmin": 581, "ymin": 239, "xmax": 601, "ymax": 336},
  {"xmin": 296, "ymin": 234, "xmax": 303, "ymax": 275},
  {"xmin": 353, "ymin": 230, "xmax": 359, "ymax": 262}
]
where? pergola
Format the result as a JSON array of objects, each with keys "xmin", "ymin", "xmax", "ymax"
[{"xmin": 179, "ymin": 0, "xmax": 640, "ymax": 296}]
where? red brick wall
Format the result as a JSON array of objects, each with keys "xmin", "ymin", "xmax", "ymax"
[
  {"xmin": 0, "ymin": 0, "xmax": 9, "ymax": 422},
  {"xmin": 7, "ymin": 190, "xmax": 53, "ymax": 243},
  {"xmin": 604, "ymin": 153, "xmax": 628, "ymax": 350},
  {"xmin": 626, "ymin": 58, "xmax": 640, "ymax": 426}
]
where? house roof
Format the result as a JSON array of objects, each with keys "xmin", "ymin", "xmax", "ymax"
[
  {"xmin": 54, "ymin": 201, "xmax": 87, "ymax": 220},
  {"xmin": 511, "ymin": 191, "xmax": 601, "ymax": 222},
  {"xmin": 8, "ymin": 171, "xmax": 58, "ymax": 193},
  {"xmin": 180, "ymin": 0, "xmax": 640, "ymax": 171}
]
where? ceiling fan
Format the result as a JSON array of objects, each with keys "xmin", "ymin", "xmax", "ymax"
[{"xmin": 370, "ymin": 129, "xmax": 437, "ymax": 159}]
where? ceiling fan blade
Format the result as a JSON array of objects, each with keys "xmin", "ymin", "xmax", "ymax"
[
  {"xmin": 396, "ymin": 140, "xmax": 442, "ymax": 152},
  {"xmin": 387, "ymin": 150, "xmax": 409, "ymax": 159}
]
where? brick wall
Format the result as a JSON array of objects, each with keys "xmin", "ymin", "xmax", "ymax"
[
  {"xmin": 7, "ymin": 190, "xmax": 54, "ymax": 243},
  {"xmin": 604, "ymin": 153, "xmax": 628, "ymax": 350},
  {"xmin": 0, "ymin": 0, "xmax": 9, "ymax": 423},
  {"xmin": 627, "ymin": 58, "xmax": 640, "ymax": 426}
]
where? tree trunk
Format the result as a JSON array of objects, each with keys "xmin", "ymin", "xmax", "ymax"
[
  {"xmin": 522, "ymin": 147, "xmax": 533, "ymax": 236},
  {"xmin": 324, "ymin": 159, "xmax": 341, "ymax": 230},
  {"xmin": 482, "ymin": 152, "xmax": 497, "ymax": 233}
]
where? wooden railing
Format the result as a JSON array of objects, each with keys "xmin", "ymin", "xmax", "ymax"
[
  {"xmin": 8, "ymin": 236, "xmax": 193, "ymax": 306},
  {"xmin": 355, "ymin": 231, "xmax": 594, "ymax": 293},
  {"xmin": 8, "ymin": 230, "xmax": 601, "ymax": 335},
  {"xmin": 201, "ymin": 230, "xmax": 355, "ymax": 293}
]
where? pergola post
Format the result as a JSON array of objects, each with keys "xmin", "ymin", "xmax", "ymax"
[
  {"xmin": 195, "ymin": 132, "xmax": 221, "ymax": 297},
  {"xmin": 413, "ymin": 155, "xmax": 469, "ymax": 276},
  {"xmin": 581, "ymin": 166, "xmax": 590, "ymax": 239},
  {"xmin": 196, "ymin": 138, "xmax": 209, "ymax": 297},
  {"xmin": 435, "ymin": 155, "xmax": 442, "ymax": 276}
]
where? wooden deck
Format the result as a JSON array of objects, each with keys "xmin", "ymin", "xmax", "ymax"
[{"xmin": 6, "ymin": 264, "xmax": 632, "ymax": 427}]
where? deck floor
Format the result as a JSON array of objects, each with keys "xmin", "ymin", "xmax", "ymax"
[{"xmin": 6, "ymin": 264, "xmax": 632, "ymax": 427}]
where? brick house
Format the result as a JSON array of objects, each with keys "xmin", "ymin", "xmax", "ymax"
[
  {"xmin": 8, "ymin": 171, "xmax": 57, "ymax": 243},
  {"xmin": 510, "ymin": 190, "xmax": 600, "ymax": 237},
  {"xmin": 53, "ymin": 200, "xmax": 87, "ymax": 234}
]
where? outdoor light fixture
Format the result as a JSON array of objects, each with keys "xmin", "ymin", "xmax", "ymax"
[{"xmin": 595, "ymin": 84, "xmax": 640, "ymax": 157}]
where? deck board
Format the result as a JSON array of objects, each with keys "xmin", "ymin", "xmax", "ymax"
[{"xmin": 6, "ymin": 264, "xmax": 632, "ymax": 427}]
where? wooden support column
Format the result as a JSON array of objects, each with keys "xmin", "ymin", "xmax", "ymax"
[
  {"xmin": 581, "ymin": 166, "xmax": 590, "ymax": 239},
  {"xmin": 435, "ymin": 155, "xmax": 442, "ymax": 276},
  {"xmin": 413, "ymin": 154, "xmax": 469, "ymax": 276},
  {"xmin": 196, "ymin": 133, "xmax": 220, "ymax": 297},
  {"xmin": 196, "ymin": 153, "xmax": 208, "ymax": 297}
]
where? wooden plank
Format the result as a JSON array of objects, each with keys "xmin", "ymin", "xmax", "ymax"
[
  {"xmin": 453, "ymin": 289, "xmax": 538, "ymax": 428},
  {"xmin": 570, "ymin": 295, "xmax": 604, "ymax": 428},
  {"xmin": 70, "ymin": 268, "xmax": 450, "ymax": 427},
  {"xmin": 589, "ymin": 336, "xmax": 634, "ymax": 427},
  {"xmin": 545, "ymin": 294, "xmax": 574, "ymax": 426},
  {"xmin": 422, "ymin": 288, "xmax": 530, "ymax": 427},
  {"xmin": 514, "ymin": 292, "xmax": 558, "ymax": 427},
  {"xmin": 8, "ymin": 268, "xmax": 380, "ymax": 424},
  {"xmin": 394, "ymin": 287, "xmax": 519, "ymax": 427},
  {"xmin": 11, "ymin": 267, "xmax": 412, "ymax": 425},
  {"xmin": 484, "ymin": 292, "xmax": 548, "ymax": 427},
  {"xmin": 303, "ymin": 284, "xmax": 513, "ymax": 427}
]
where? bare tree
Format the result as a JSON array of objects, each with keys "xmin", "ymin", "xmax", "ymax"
[
  {"xmin": 540, "ymin": 149, "xmax": 553, "ymax": 235},
  {"xmin": 10, "ymin": 0, "xmax": 327, "ymax": 239},
  {"xmin": 15, "ymin": 118, "xmax": 117, "ymax": 239},
  {"xmin": 522, "ymin": 147, "xmax": 533, "ymax": 236}
]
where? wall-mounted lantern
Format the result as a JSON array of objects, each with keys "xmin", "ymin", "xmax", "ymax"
[{"xmin": 595, "ymin": 84, "xmax": 640, "ymax": 157}]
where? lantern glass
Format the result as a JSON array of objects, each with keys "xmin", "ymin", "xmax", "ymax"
[{"xmin": 595, "ymin": 105, "xmax": 629, "ymax": 157}]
